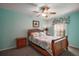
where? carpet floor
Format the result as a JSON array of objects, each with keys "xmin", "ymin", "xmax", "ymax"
[{"xmin": 0, "ymin": 46, "xmax": 75, "ymax": 56}]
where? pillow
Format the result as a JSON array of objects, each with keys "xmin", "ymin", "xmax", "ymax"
[
  {"xmin": 31, "ymin": 32, "xmax": 39, "ymax": 37},
  {"xmin": 39, "ymin": 32, "xmax": 46, "ymax": 36}
]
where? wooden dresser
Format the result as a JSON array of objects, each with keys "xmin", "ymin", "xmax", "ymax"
[{"xmin": 16, "ymin": 37, "xmax": 28, "ymax": 48}]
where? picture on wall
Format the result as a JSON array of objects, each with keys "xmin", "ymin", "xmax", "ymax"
[{"xmin": 33, "ymin": 20, "xmax": 39, "ymax": 27}]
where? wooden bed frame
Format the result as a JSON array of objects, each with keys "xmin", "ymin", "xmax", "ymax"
[{"xmin": 27, "ymin": 29, "xmax": 68, "ymax": 56}]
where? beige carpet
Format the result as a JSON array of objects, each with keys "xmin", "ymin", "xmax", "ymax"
[
  {"xmin": 0, "ymin": 46, "xmax": 75, "ymax": 56},
  {"xmin": 0, "ymin": 46, "xmax": 42, "ymax": 56}
]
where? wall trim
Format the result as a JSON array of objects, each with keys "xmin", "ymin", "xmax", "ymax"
[
  {"xmin": 69, "ymin": 44, "xmax": 79, "ymax": 48},
  {"xmin": 0, "ymin": 46, "xmax": 16, "ymax": 51}
]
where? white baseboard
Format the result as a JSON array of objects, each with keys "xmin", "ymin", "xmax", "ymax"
[
  {"xmin": 69, "ymin": 44, "xmax": 79, "ymax": 48},
  {"xmin": 0, "ymin": 46, "xmax": 16, "ymax": 51}
]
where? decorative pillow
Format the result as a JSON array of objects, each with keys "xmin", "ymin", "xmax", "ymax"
[
  {"xmin": 39, "ymin": 32, "xmax": 46, "ymax": 37},
  {"xmin": 31, "ymin": 32, "xmax": 39, "ymax": 37}
]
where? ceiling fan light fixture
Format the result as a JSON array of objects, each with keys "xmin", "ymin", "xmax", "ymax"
[
  {"xmin": 42, "ymin": 13, "xmax": 47, "ymax": 17},
  {"xmin": 40, "ymin": 5, "xmax": 50, "ymax": 13},
  {"xmin": 33, "ymin": 4, "xmax": 56, "ymax": 19}
]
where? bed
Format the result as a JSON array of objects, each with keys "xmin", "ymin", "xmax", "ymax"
[{"xmin": 27, "ymin": 29, "xmax": 68, "ymax": 56}]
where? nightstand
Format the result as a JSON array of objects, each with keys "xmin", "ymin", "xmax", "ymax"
[{"xmin": 16, "ymin": 37, "xmax": 28, "ymax": 48}]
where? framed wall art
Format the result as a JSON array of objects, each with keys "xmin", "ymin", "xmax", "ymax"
[{"xmin": 33, "ymin": 20, "xmax": 39, "ymax": 27}]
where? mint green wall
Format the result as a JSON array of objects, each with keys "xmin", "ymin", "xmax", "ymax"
[
  {"xmin": 48, "ymin": 27, "xmax": 54, "ymax": 36},
  {"xmin": 0, "ymin": 10, "xmax": 3, "ymax": 49},
  {"xmin": 67, "ymin": 11, "xmax": 79, "ymax": 48},
  {"xmin": 0, "ymin": 8, "xmax": 32, "ymax": 49},
  {"xmin": 0, "ymin": 8, "xmax": 45, "ymax": 50},
  {"xmin": 0, "ymin": 17, "xmax": 2, "ymax": 49}
]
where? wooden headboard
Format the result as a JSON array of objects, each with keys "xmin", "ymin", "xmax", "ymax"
[{"xmin": 27, "ymin": 29, "xmax": 43, "ymax": 38}]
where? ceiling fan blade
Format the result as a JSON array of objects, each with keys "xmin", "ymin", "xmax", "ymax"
[
  {"xmin": 36, "ymin": 13, "xmax": 41, "ymax": 17},
  {"xmin": 50, "ymin": 12, "xmax": 56, "ymax": 14},
  {"xmin": 33, "ymin": 11, "xmax": 39, "ymax": 13}
]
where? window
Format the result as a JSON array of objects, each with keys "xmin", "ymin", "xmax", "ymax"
[{"xmin": 54, "ymin": 23, "xmax": 66, "ymax": 37}]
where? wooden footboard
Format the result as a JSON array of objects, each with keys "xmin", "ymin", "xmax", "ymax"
[{"xmin": 52, "ymin": 36, "xmax": 68, "ymax": 56}]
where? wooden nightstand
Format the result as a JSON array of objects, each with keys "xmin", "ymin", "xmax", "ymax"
[{"xmin": 16, "ymin": 37, "xmax": 28, "ymax": 48}]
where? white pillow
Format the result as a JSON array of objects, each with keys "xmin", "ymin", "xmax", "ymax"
[
  {"xmin": 39, "ymin": 32, "xmax": 46, "ymax": 36},
  {"xmin": 31, "ymin": 32, "xmax": 39, "ymax": 37}
]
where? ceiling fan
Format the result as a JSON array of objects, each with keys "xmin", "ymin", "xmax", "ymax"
[{"xmin": 33, "ymin": 4, "xmax": 56, "ymax": 18}]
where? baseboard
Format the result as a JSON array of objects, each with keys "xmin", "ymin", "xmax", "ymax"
[
  {"xmin": 69, "ymin": 44, "xmax": 79, "ymax": 49},
  {"xmin": 0, "ymin": 46, "xmax": 16, "ymax": 51}
]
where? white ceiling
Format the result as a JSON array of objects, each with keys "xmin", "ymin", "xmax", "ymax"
[{"xmin": 0, "ymin": 3, "xmax": 79, "ymax": 16}]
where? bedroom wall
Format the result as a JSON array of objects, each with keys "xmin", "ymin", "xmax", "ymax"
[
  {"xmin": 67, "ymin": 11, "xmax": 79, "ymax": 48},
  {"xmin": 0, "ymin": 8, "xmax": 45, "ymax": 50},
  {"xmin": 0, "ymin": 8, "xmax": 31, "ymax": 50},
  {"xmin": 0, "ymin": 13, "xmax": 2, "ymax": 49}
]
